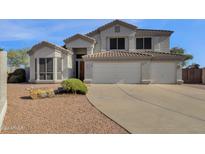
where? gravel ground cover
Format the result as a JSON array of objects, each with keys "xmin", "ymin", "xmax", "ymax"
[{"xmin": 1, "ymin": 84, "xmax": 127, "ymax": 134}]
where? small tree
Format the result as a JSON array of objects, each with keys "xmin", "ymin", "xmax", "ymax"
[
  {"xmin": 0, "ymin": 48, "xmax": 3, "ymax": 51},
  {"xmin": 170, "ymin": 47, "xmax": 193, "ymax": 67},
  {"xmin": 7, "ymin": 48, "xmax": 29, "ymax": 68},
  {"xmin": 187, "ymin": 63, "xmax": 200, "ymax": 69}
]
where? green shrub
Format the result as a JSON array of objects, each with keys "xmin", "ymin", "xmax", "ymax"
[
  {"xmin": 61, "ymin": 78, "xmax": 88, "ymax": 94},
  {"xmin": 7, "ymin": 68, "xmax": 26, "ymax": 83}
]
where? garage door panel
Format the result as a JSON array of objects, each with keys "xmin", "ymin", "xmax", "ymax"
[
  {"xmin": 93, "ymin": 62, "xmax": 141, "ymax": 84},
  {"xmin": 151, "ymin": 62, "xmax": 176, "ymax": 83}
]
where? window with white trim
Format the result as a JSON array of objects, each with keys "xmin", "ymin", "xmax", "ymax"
[
  {"xmin": 110, "ymin": 38, "xmax": 125, "ymax": 50},
  {"xmin": 136, "ymin": 37, "xmax": 152, "ymax": 49},
  {"xmin": 39, "ymin": 58, "xmax": 53, "ymax": 80}
]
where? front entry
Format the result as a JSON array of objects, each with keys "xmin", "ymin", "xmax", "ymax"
[
  {"xmin": 75, "ymin": 60, "xmax": 85, "ymax": 81},
  {"xmin": 73, "ymin": 48, "xmax": 86, "ymax": 81},
  {"xmin": 80, "ymin": 61, "xmax": 84, "ymax": 81}
]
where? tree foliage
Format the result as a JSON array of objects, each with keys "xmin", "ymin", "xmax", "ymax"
[
  {"xmin": 0, "ymin": 48, "xmax": 3, "ymax": 51},
  {"xmin": 170, "ymin": 47, "xmax": 193, "ymax": 67},
  {"xmin": 187, "ymin": 63, "xmax": 200, "ymax": 69},
  {"xmin": 7, "ymin": 48, "xmax": 29, "ymax": 67}
]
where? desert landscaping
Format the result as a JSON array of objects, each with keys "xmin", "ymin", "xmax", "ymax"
[{"xmin": 1, "ymin": 84, "xmax": 127, "ymax": 134}]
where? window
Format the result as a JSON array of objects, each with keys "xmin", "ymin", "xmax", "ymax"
[
  {"xmin": 110, "ymin": 38, "xmax": 125, "ymax": 50},
  {"xmin": 144, "ymin": 38, "xmax": 152, "ymax": 49},
  {"xmin": 46, "ymin": 58, "xmax": 53, "ymax": 80},
  {"xmin": 136, "ymin": 37, "xmax": 152, "ymax": 49},
  {"xmin": 39, "ymin": 58, "xmax": 53, "ymax": 80},
  {"xmin": 136, "ymin": 38, "xmax": 143, "ymax": 49},
  {"xmin": 110, "ymin": 38, "xmax": 117, "ymax": 49},
  {"xmin": 115, "ymin": 26, "xmax": 120, "ymax": 33},
  {"xmin": 35, "ymin": 59, "xmax": 37, "ymax": 80},
  {"xmin": 118, "ymin": 38, "xmax": 125, "ymax": 49}
]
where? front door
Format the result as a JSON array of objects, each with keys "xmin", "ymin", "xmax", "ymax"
[{"xmin": 80, "ymin": 61, "xmax": 84, "ymax": 81}]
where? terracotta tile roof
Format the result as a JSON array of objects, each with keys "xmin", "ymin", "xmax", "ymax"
[
  {"xmin": 28, "ymin": 41, "xmax": 73, "ymax": 55},
  {"xmin": 83, "ymin": 51, "xmax": 152, "ymax": 60},
  {"xmin": 83, "ymin": 50, "xmax": 186, "ymax": 61}
]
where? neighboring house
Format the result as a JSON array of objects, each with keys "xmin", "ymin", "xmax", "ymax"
[{"xmin": 28, "ymin": 20, "xmax": 186, "ymax": 84}]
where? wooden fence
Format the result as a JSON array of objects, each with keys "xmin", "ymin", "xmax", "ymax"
[{"xmin": 182, "ymin": 68, "xmax": 202, "ymax": 84}]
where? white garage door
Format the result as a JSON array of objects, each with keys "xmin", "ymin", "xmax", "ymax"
[
  {"xmin": 151, "ymin": 62, "xmax": 176, "ymax": 83},
  {"xmin": 93, "ymin": 62, "xmax": 141, "ymax": 83}
]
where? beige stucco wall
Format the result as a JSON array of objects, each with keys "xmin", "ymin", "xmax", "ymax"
[
  {"xmin": 91, "ymin": 24, "xmax": 171, "ymax": 52},
  {"xmin": 0, "ymin": 51, "xmax": 7, "ymax": 130},
  {"xmin": 29, "ymin": 46, "xmax": 72, "ymax": 83},
  {"xmin": 99, "ymin": 24, "xmax": 135, "ymax": 51},
  {"xmin": 92, "ymin": 34, "xmax": 101, "ymax": 52},
  {"xmin": 65, "ymin": 38, "xmax": 94, "ymax": 55}
]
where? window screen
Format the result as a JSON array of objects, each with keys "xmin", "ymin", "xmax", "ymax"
[
  {"xmin": 144, "ymin": 38, "xmax": 152, "ymax": 49},
  {"xmin": 110, "ymin": 38, "xmax": 117, "ymax": 49},
  {"xmin": 39, "ymin": 58, "xmax": 53, "ymax": 80},
  {"xmin": 136, "ymin": 38, "xmax": 143, "ymax": 49},
  {"xmin": 118, "ymin": 38, "xmax": 125, "ymax": 49},
  {"xmin": 46, "ymin": 58, "xmax": 53, "ymax": 72}
]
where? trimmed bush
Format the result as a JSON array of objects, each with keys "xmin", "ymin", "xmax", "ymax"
[
  {"xmin": 61, "ymin": 78, "xmax": 88, "ymax": 94},
  {"xmin": 8, "ymin": 68, "xmax": 26, "ymax": 83}
]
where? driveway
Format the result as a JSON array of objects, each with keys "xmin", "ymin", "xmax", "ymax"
[{"xmin": 87, "ymin": 84, "xmax": 205, "ymax": 133}]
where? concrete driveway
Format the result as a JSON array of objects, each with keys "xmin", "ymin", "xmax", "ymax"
[{"xmin": 87, "ymin": 84, "xmax": 205, "ymax": 133}]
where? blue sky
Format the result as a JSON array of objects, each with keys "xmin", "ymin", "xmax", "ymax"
[{"xmin": 0, "ymin": 19, "xmax": 204, "ymax": 67}]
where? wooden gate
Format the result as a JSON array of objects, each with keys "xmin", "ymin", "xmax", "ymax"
[{"xmin": 182, "ymin": 68, "xmax": 202, "ymax": 83}]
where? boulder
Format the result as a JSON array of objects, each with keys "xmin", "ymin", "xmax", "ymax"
[{"xmin": 8, "ymin": 68, "xmax": 26, "ymax": 83}]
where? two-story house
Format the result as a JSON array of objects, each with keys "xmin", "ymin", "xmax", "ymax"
[{"xmin": 28, "ymin": 20, "xmax": 186, "ymax": 84}]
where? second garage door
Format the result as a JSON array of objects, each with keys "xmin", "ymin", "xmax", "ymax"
[
  {"xmin": 151, "ymin": 62, "xmax": 177, "ymax": 83},
  {"xmin": 92, "ymin": 62, "xmax": 141, "ymax": 83}
]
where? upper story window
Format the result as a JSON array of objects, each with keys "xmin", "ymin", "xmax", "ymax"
[
  {"xmin": 136, "ymin": 37, "xmax": 152, "ymax": 49},
  {"xmin": 110, "ymin": 38, "xmax": 125, "ymax": 50},
  {"xmin": 115, "ymin": 26, "xmax": 120, "ymax": 33}
]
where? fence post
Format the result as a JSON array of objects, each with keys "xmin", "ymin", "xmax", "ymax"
[
  {"xmin": 0, "ymin": 51, "xmax": 7, "ymax": 130},
  {"xmin": 202, "ymin": 68, "xmax": 205, "ymax": 84}
]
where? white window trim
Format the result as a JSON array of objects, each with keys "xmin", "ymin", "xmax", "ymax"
[
  {"xmin": 136, "ymin": 37, "xmax": 153, "ymax": 50},
  {"xmin": 39, "ymin": 58, "xmax": 54, "ymax": 81},
  {"xmin": 109, "ymin": 37, "xmax": 126, "ymax": 50}
]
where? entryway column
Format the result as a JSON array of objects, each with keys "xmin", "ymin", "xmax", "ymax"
[
  {"xmin": 37, "ymin": 58, "xmax": 40, "ymax": 81},
  {"xmin": 53, "ymin": 57, "xmax": 57, "ymax": 82},
  {"xmin": 84, "ymin": 61, "xmax": 93, "ymax": 83},
  {"xmin": 141, "ymin": 61, "xmax": 151, "ymax": 84},
  {"xmin": 176, "ymin": 62, "xmax": 183, "ymax": 84}
]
